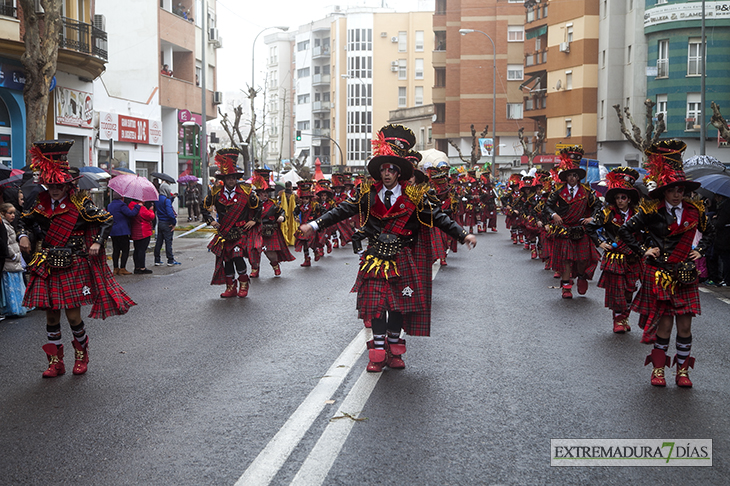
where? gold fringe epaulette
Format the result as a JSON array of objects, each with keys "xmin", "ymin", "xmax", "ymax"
[
  {"xmin": 655, "ymin": 268, "xmax": 677, "ymax": 294},
  {"xmin": 360, "ymin": 254, "xmax": 400, "ymax": 279},
  {"xmin": 238, "ymin": 182, "xmax": 253, "ymax": 195},
  {"xmin": 405, "ymin": 183, "xmax": 428, "ymax": 205},
  {"xmin": 605, "ymin": 251, "xmax": 625, "ymax": 263},
  {"xmin": 639, "ymin": 198, "xmax": 661, "ymax": 215},
  {"xmin": 211, "ymin": 184, "xmax": 223, "ymax": 197},
  {"xmin": 685, "ymin": 197, "xmax": 707, "ymax": 232}
]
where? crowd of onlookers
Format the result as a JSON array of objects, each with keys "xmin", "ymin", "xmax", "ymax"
[{"xmin": 702, "ymin": 193, "xmax": 730, "ymax": 286}]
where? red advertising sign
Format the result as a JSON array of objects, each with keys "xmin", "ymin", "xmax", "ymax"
[{"xmin": 118, "ymin": 115, "xmax": 149, "ymax": 144}]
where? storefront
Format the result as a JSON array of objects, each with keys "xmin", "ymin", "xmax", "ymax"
[
  {"xmin": 98, "ymin": 111, "xmax": 163, "ymax": 175},
  {"xmin": 0, "ymin": 60, "xmax": 27, "ymax": 168},
  {"xmin": 177, "ymin": 109, "xmax": 202, "ymax": 177}
]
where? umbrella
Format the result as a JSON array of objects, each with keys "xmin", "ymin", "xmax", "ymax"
[
  {"xmin": 684, "ymin": 155, "xmax": 728, "ymax": 180},
  {"xmin": 694, "ymin": 173, "xmax": 730, "ymax": 198},
  {"xmin": 77, "ymin": 173, "xmax": 102, "ymax": 190},
  {"xmin": 418, "ymin": 148, "xmax": 449, "ymax": 169},
  {"xmin": 110, "ymin": 167, "xmax": 135, "ymax": 176},
  {"xmin": 0, "ymin": 162, "xmax": 12, "ymax": 179},
  {"xmin": 83, "ymin": 171, "xmax": 111, "ymax": 181},
  {"xmin": 79, "ymin": 166, "xmax": 107, "ymax": 174},
  {"xmin": 108, "ymin": 174, "xmax": 159, "ymax": 201},
  {"xmin": 0, "ymin": 172, "xmax": 24, "ymax": 187},
  {"xmin": 151, "ymin": 171, "xmax": 176, "ymax": 184},
  {"xmin": 178, "ymin": 174, "xmax": 199, "ymax": 183}
]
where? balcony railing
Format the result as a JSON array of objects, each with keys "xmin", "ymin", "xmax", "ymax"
[
  {"xmin": 59, "ymin": 17, "xmax": 108, "ymax": 61},
  {"xmin": 657, "ymin": 59, "xmax": 669, "ymax": 78},
  {"xmin": 313, "ymin": 73, "xmax": 331, "ymax": 85},
  {"xmin": 312, "ymin": 101, "xmax": 331, "ymax": 112},
  {"xmin": 0, "ymin": 4, "xmax": 17, "ymax": 18}
]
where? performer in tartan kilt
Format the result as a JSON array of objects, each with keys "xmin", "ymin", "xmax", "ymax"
[
  {"xmin": 544, "ymin": 146, "xmax": 601, "ymax": 299},
  {"xmin": 201, "ymin": 148, "xmax": 261, "ymax": 298},
  {"xmin": 501, "ymin": 174, "xmax": 522, "ymax": 243},
  {"xmin": 532, "ymin": 169, "xmax": 554, "ymax": 269},
  {"xmin": 461, "ymin": 169, "xmax": 481, "ymax": 234},
  {"xmin": 18, "ymin": 140, "xmax": 135, "ymax": 378},
  {"xmin": 315, "ymin": 180, "xmax": 336, "ymax": 256},
  {"xmin": 300, "ymin": 135, "xmax": 477, "ymax": 372},
  {"xmin": 618, "ymin": 140, "xmax": 714, "ymax": 388},
  {"xmin": 249, "ymin": 170, "xmax": 295, "ymax": 278},
  {"xmin": 479, "ymin": 168, "xmax": 498, "ymax": 233},
  {"xmin": 330, "ymin": 173, "xmax": 356, "ymax": 248},
  {"xmin": 428, "ymin": 167, "xmax": 453, "ymax": 266},
  {"xmin": 586, "ymin": 167, "xmax": 643, "ymax": 333},
  {"xmin": 293, "ymin": 181, "xmax": 323, "ymax": 267}
]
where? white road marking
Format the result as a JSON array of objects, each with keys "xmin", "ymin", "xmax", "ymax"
[
  {"xmin": 719, "ymin": 298, "xmax": 730, "ymax": 305},
  {"xmin": 699, "ymin": 287, "xmax": 712, "ymax": 293},
  {"xmin": 235, "ymin": 328, "xmax": 368, "ymax": 486},
  {"xmin": 290, "ymin": 371, "xmax": 382, "ymax": 486}
]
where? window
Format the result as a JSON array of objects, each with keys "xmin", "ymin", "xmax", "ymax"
[
  {"xmin": 398, "ymin": 31, "xmax": 407, "ymax": 52},
  {"xmin": 415, "ymin": 59, "xmax": 424, "ymax": 80},
  {"xmin": 600, "ymin": 100, "xmax": 605, "ymax": 119},
  {"xmin": 565, "ymin": 70, "xmax": 573, "ymax": 90},
  {"xmin": 535, "ymin": 36, "xmax": 541, "ymax": 51},
  {"xmin": 435, "ymin": 67, "xmax": 446, "ymax": 87},
  {"xmin": 686, "ymin": 93, "xmax": 701, "ymax": 130},
  {"xmin": 627, "ymin": 45, "xmax": 632, "ymax": 64},
  {"xmin": 269, "ymin": 46, "xmax": 278, "ymax": 64},
  {"xmin": 428, "ymin": 127, "xmax": 432, "ymax": 144},
  {"xmin": 508, "ymin": 26, "xmax": 524, "ymax": 42},
  {"xmin": 297, "ymin": 40, "xmax": 309, "ymax": 52},
  {"xmin": 565, "ymin": 119, "xmax": 572, "ymax": 138},
  {"xmin": 297, "ymin": 94, "xmax": 310, "ymax": 104},
  {"xmin": 297, "ymin": 121, "xmax": 310, "ymax": 130},
  {"xmin": 398, "ymin": 87, "xmax": 407, "ymax": 107},
  {"xmin": 602, "ymin": 50, "xmax": 606, "ymax": 68},
  {"xmin": 415, "ymin": 86, "xmax": 424, "ymax": 106},
  {"xmin": 656, "ymin": 94, "xmax": 667, "ymax": 122},
  {"xmin": 507, "ymin": 64, "xmax": 523, "ymax": 81},
  {"xmin": 657, "ymin": 39, "xmax": 669, "ymax": 77},
  {"xmin": 566, "ymin": 24, "xmax": 573, "ymax": 43},
  {"xmin": 268, "ymin": 94, "xmax": 278, "ymax": 112},
  {"xmin": 297, "ymin": 67, "xmax": 310, "ymax": 78},
  {"xmin": 415, "ymin": 31, "xmax": 424, "ymax": 51},
  {"xmin": 657, "ymin": 0, "xmax": 668, "ymax": 4},
  {"xmin": 507, "ymin": 103, "xmax": 523, "ymax": 120},
  {"xmin": 269, "ymin": 140, "xmax": 278, "ymax": 155},
  {"xmin": 398, "ymin": 59, "xmax": 407, "ymax": 80},
  {"xmin": 687, "ymin": 38, "xmax": 703, "ymax": 76}
]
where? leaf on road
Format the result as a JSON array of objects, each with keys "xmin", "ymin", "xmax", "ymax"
[
  {"xmin": 324, "ymin": 400, "xmax": 335, "ymax": 404},
  {"xmin": 330, "ymin": 412, "xmax": 367, "ymax": 422}
]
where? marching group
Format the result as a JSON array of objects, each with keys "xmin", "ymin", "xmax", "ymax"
[{"xmin": 8, "ymin": 129, "xmax": 723, "ymax": 388}]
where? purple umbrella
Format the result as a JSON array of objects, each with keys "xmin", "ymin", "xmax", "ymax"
[
  {"xmin": 178, "ymin": 174, "xmax": 199, "ymax": 183},
  {"xmin": 108, "ymin": 174, "xmax": 159, "ymax": 201}
]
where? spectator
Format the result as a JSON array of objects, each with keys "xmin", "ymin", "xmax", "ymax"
[
  {"xmin": 0, "ymin": 203, "xmax": 28, "ymax": 317},
  {"xmin": 154, "ymin": 184, "xmax": 180, "ymax": 266},
  {"xmin": 185, "ymin": 181, "xmax": 201, "ymax": 221},
  {"xmin": 161, "ymin": 64, "xmax": 173, "ymax": 77},
  {"xmin": 107, "ymin": 190, "xmax": 140, "ymax": 275},
  {"xmin": 712, "ymin": 194, "xmax": 730, "ymax": 286},
  {"xmin": 129, "ymin": 200, "xmax": 155, "ymax": 274},
  {"xmin": 1, "ymin": 186, "xmax": 24, "ymax": 233}
]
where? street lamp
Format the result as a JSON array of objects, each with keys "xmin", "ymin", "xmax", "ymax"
[
  {"xmin": 459, "ymin": 28, "xmax": 497, "ymax": 170},
  {"xmin": 250, "ymin": 25, "xmax": 289, "ymax": 174}
]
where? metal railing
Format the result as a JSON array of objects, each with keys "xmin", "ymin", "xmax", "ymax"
[
  {"xmin": 59, "ymin": 17, "xmax": 108, "ymax": 62},
  {"xmin": 0, "ymin": 4, "xmax": 17, "ymax": 18}
]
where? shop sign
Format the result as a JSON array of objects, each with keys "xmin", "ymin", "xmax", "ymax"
[
  {"xmin": 644, "ymin": 2, "xmax": 730, "ymax": 28},
  {"xmin": 99, "ymin": 112, "xmax": 162, "ymax": 145},
  {"xmin": 55, "ymin": 86, "xmax": 93, "ymax": 128}
]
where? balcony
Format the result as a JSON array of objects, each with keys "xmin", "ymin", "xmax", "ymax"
[
  {"xmin": 312, "ymin": 128, "xmax": 331, "ymax": 138},
  {"xmin": 312, "ymin": 101, "xmax": 331, "ymax": 112},
  {"xmin": 59, "ymin": 17, "xmax": 108, "ymax": 62},
  {"xmin": 432, "ymin": 50, "xmax": 446, "ymax": 67},
  {"xmin": 312, "ymin": 73, "xmax": 331, "ymax": 86},
  {"xmin": 313, "ymin": 45, "xmax": 330, "ymax": 59},
  {"xmin": 0, "ymin": 4, "xmax": 17, "ymax": 18},
  {"xmin": 656, "ymin": 59, "xmax": 669, "ymax": 78},
  {"xmin": 159, "ymin": 74, "xmax": 215, "ymax": 115}
]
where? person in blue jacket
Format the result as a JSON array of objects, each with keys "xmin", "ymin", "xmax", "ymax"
[
  {"xmin": 154, "ymin": 184, "xmax": 180, "ymax": 266},
  {"xmin": 107, "ymin": 190, "xmax": 140, "ymax": 275}
]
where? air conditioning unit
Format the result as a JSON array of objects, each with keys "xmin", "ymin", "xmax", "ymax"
[
  {"xmin": 391, "ymin": 65, "xmax": 398, "ymax": 72},
  {"xmin": 213, "ymin": 91, "xmax": 223, "ymax": 104},
  {"xmin": 380, "ymin": 32, "xmax": 388, "ymax": 38},
  {"xmin": 93, "ymin": 14, "xmax": 106, "ymax": 31},
  {"xmin": 559, "ymin": 42, "xmax": 570, "ymax": 53},
  {"xmin": 391, "ymin": 36, "xmax": 399, "ymax": 43},
  {"xmin": 209, "ymin": 28, "xmax": 219, "ymax": 42},
  {"xmin": 391, "ymin": 61, "xmax": 399, "ymax": 67}
]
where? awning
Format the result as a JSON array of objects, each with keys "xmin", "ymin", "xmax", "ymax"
[
  {"xmin": 519, "ymin": 72, "xmax": 543, "ymax": 91},
  {"xmin": 525, "ymin": 25, "xmax": 547, "ymax": 40}
]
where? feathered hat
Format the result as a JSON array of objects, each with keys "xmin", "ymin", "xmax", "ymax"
[
  {"xmin": 251, "ymin": 169, "xmax": 270, "ymax": 191},
  {"xmin": 643, "ymin": 139, "xmax": 700, "ymax": 199},
  {"xmin": 604, "ymin": 167, "xmax": 641, "ymax": 205},
  {"xmin": 508, "ymin": 173, "xmax": 522, "ymax": 187},
  {"xmin": 214, "ymin": 148, "xmax": 244, "ymax": 179},
  {"xmin": 297, "ymin": 179, "xmax": 315, "ymax": 198},
  {"xmin": 556, "ymin": 146, "xmax": 586, "ymax": 181},
  {"xmin": 30, "ymin": 140, "xmax": 81, "ymax": 185},
  {"xmin": 331, "ymin": 173, "xmax": 345, "ymax": 189},
  {"xmin": 367, "ymin": 124, "xmax": 414, "ymax": 182}
]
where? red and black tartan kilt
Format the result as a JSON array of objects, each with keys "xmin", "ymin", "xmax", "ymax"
[
  {"xmin": 261, "ymin": 229, "xmax": 296, "ymax": 262},
  {"xmin": 404, "ymin": 228, "xmax": 436, "ymax": 336},
  {"xmin": 463, "ymin": 209, "xmax": 478, "ymax": 227},
  {"xmin": 431, "ymin": 227, "xmax": 448, "ymax": 261},
  {"xmin": 538, "ymin": 227, "xmax": 552, "ymax": 260},
  {"xmin": 334, "ymin": 219, "xmax": 356, "ymax": 243},
  {"xmin": 632, "ymin": 262, "xmax": 701, "ymax": 343},
  {"xmin": 294, "ymin": 229, "xmax": 320, "ymax": 252},
  {"xmin": 597, "ymin": 255, "xmax": 641, "ymax": 312},
  {"xmin": 24, "ymin": 258, "xmax": 94, "ymax": 310},
  {"xmin": 353, "ymin": 247, "xmax": 425, "ymax": 323},
  {"xmin": 551, "ymin": 234, "xmax": 599, "ymax": 278}
]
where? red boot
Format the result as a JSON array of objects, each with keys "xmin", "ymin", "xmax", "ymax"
[
  {"xmin": 673, "ymin": 355, "xmax": 695, "ymax": 388},
  {"xmin": 613, "ymin": 316, "xmax": 629, "ymax": 333},
  {"xmin": 220, "ymin": 277, "xmax": 238, "ymax": 298},
  {"xmin": 271, "ymin": 262, "xmax": 281, "ymax": 276},
  {"xmin": 511, "ymin": 233, "xmax": 518, "ymax": 244},
  {"xmin": 300, "ymin": 256, "xmax": 311, "ymax": 267},
  {"xmin": 333, "ymin": 239, "xmax": 339, "ymax": 249},
  {"xmin": 645, "ymin": 349, "xmax": 671, "ymax": 386},
  {"xmin": 237, "ymin": 274, "xmax": 250, "ymax": 298},
  {"xmin": 314, "ymin": 248, "xmax": 322, "ymax": 261},
  {"xmin": 530, "ymin": 244, "xmax": 538, "ymax": 259},
  {"xmin": 363, "ymin": 319, "xmax": 372, "ymax": 328},
  {"xmin": 366, "ymin": 340, "xmax": 387, "ymax": 372},
  {"xmin": 491, "ymin": 227, "xmax": 498, "ymax": 232},
  {"xmin": 326, "ymin": 241, "xmax": 332, "ymax": 253},
  {"xmin": 249, "ymin": 267, "xmax": 260, "ymax": 278},
  {"xmin": 576, "ymin": 275, "xmax": 588, "ymax": 295},
  {"xmin": 386, "ymin": 338, "xmax": 406, "ymax": 369},
  {"xmin": 71, "ymin": 339, "xmax": 89, "ymax": 375},
  {"xmin": 561, "ymin": 280, "xmax": 573, "ymax": 299},
  {"xmin": 42, "ymin": 344, "xmax": 65, "ymax": 378},
  {"xmin": 440, "ymin": 258, "xmax": 447, "ymax": 266}
]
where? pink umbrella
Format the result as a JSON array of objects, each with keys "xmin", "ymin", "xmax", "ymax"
[{"xmin": 108, "ymin": 174, "xmax": 159, "ymax": 201}]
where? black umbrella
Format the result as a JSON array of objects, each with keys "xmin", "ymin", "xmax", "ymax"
[
  {"xmin": 0, "ymin": 162, "xmax": 12, "ymax": 180},
  {"xmin": 77, "ymin": 173, "xmax": 102, "ymax": 190},
  {"xmin": 151, "ymin": 172, "xmax": 176, "ymax": 184}
]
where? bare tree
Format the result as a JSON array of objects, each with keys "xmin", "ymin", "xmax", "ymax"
[
  {"xmin": 217, "ymin": 100, "xmax": 252, "ymax": 174},
  {"xmin": 518, "ymin": 123, "xmax": 546, "ymax": 170},
  {"xmin": 290, "ymin": 154, "xmax": 310, "ymax": 180},
  {"xmin": 19, "ymin": 0, "xmax": 63, "ymax": 162},
  {"xmin": 448, "ymin": 124, "xmax": 489, "ymax": 168},
  {"xmin": 612, "ymin": 99, "xmax": 666, "ymax": 154},
  {"xmin": 710, "ymin": 101, "xmax": 730, "ymax": 141}
]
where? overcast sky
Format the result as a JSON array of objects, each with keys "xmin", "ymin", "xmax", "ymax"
[{"xmin": 215, "ymin": 0, "xmax": 432, "ymax": 94}]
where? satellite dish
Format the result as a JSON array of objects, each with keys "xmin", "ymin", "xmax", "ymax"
[
  {"xmin": 555, "ymin": 79, "xmax": 562, "ymax": 90},
  {"xmin": 432, "ymin": 114, "xmax": 438, "ymax": 122}
]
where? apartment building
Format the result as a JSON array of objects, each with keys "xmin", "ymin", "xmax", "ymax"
[
  {"xmin": 0, "ymin": 0, "xmax": 108, "ymax": 168},
  {"xmin": 263, "ymin": 30, "xmax": 295, "ymax": 171}
]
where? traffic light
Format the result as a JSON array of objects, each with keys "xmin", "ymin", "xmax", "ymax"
[{"xmin": 295, "ymin": 130, "xmax": 302, "ymax": 141}]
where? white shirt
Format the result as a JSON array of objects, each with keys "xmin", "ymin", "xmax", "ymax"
[
  {"xmin": 51, "ymin": 196, "xmax": 68, "ymax": 211},
  {"xmin": 665, "ymin": 201, "xmax": 683, "ymax": 225},
  {"xmin": 378, "ymin": 184, "xmax": 402, "ymax": 207},
  {"xmin": 567, "ymin": 184, "xmax": 578, "ymax": 198},
  {"xmin": 224, "ymin": 188, "xmax": 236, "ymax": 200}
]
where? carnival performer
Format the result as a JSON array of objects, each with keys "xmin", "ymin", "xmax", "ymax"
[
  {"xmin": 19, "ymin": 140, "xmax": 135, "ymax": 378},
  {"xmin": 532, "ymin": 169, "xmax": 554, "ymax": 270},
  {"xmin": 479, "ymin": 168, "xmax": 498, "ymax": 232},
  {"xmin": 278, "ymin": 181, "xmax": 298, "ymax": 246},
  {"xmin": 300, "ymin": 141, "xmax": 477, "ymax": 373},
  {"xmin": 293, "ymin": 181, "xmax": 323, "ymax": 267},
  {"xmin": 249, "ymin": 175, "xmax": 295, "ymax": 277},
  {"xmin": 330, "ymin": 173, "xmax": 356, "ymax": 248},
  {"xmin": 544, "ymin": 147, "xmax": 601, "ymax": 299},
  {"xmin": 316, "ymin": 179, "xmax": 336, "ymax": 256},
  {"xmin": 502, "ymin": 174, "xmax": 522, "ymax": 244},
  {"xmin": 586, "ymin": 167, "xmax": 642, "ymax": 333},
  {"xmin": 201, "ymin": 148, "xmax": 260, "ymax": 298},
  {"xmin": 618, "ymin": 140, "xmax": 714, "ymax": 388}
]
